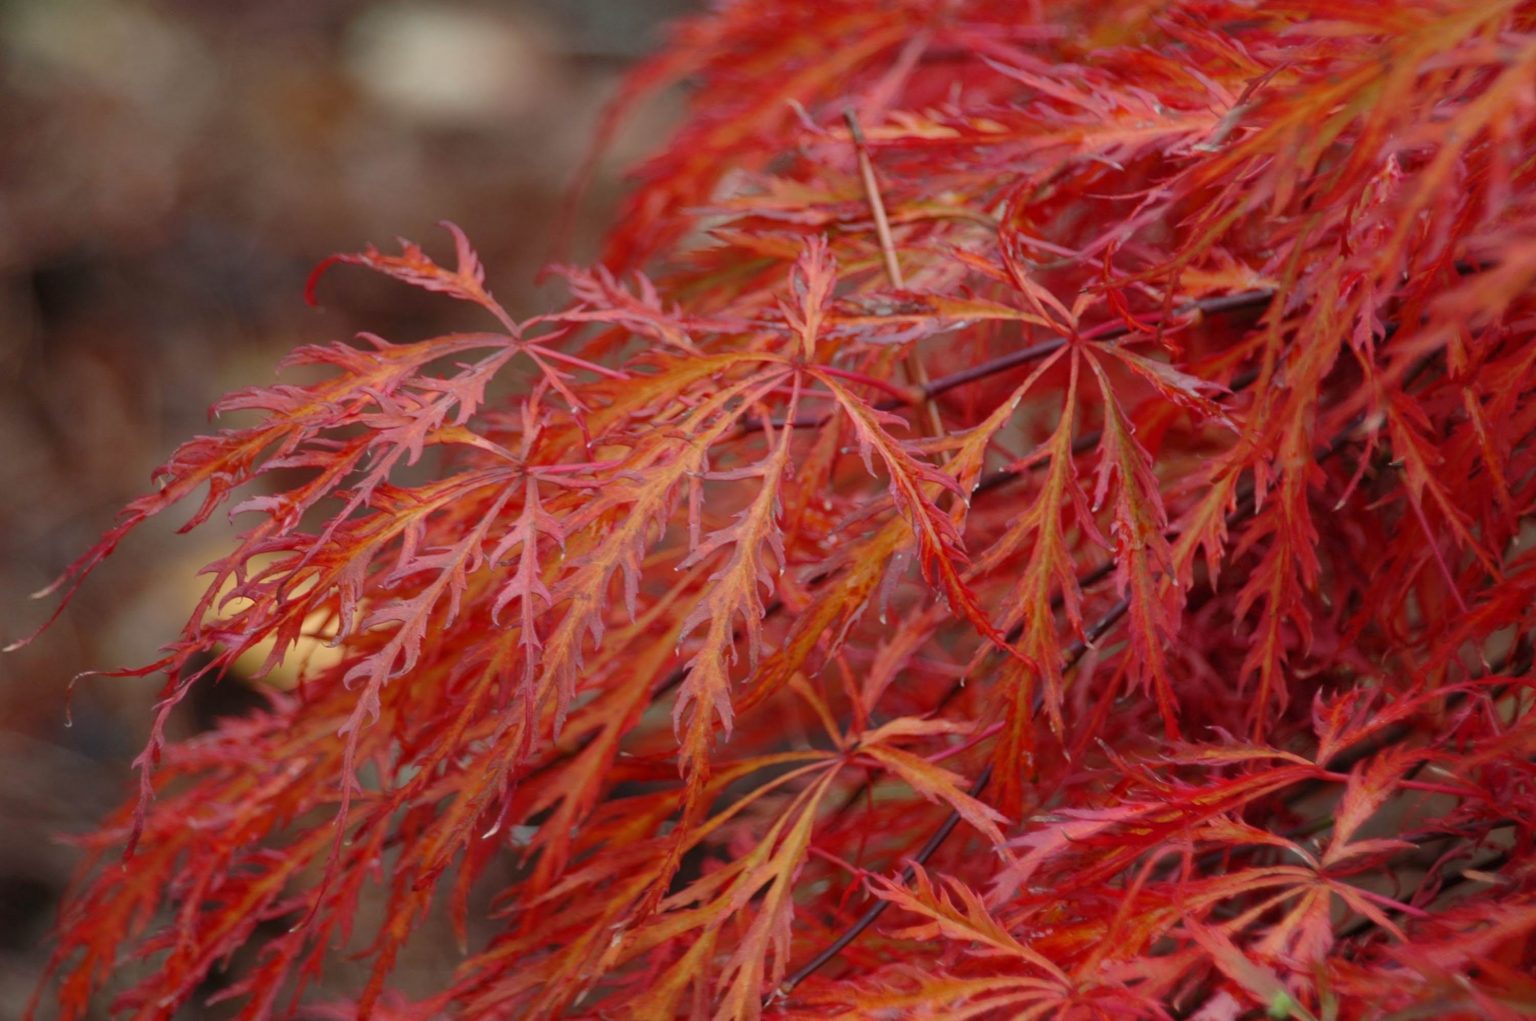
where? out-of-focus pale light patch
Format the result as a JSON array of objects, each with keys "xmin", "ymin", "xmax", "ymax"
[
  {"xmin": 343, "ymin": 2, "xmax": 555, "ymax": 126},
  {"xmin": 212, "ymin": 564, "xmax": 346, "ymax": 692},
  {"xmin": 2, "ymin": 0, "xmax": 219, "ymax": 128},
  {"xmin": 228, "ymin": 605, "xmax": 346, "ymax": 692},
  {"xmin": 132, "ymin": 547, "xmax": 349, "ymax": 694}
]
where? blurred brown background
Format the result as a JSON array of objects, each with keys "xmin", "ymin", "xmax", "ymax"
[{"xmin": 0, "ymin": 0, "xmax": 691, "ymax": 1013}]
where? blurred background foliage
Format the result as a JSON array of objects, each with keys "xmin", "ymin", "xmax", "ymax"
[{"xmin": 0, "ymin": 0, "xmax": 691, "ymax": 1012}]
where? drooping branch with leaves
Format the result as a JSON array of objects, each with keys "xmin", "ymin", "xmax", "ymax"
[{"xmin": 19, "ymin": 1, "xmax": 1536, "ymax": 1018}]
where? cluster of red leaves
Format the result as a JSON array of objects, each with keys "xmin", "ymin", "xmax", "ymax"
[{"xmin": 19, "ymin": 0, "xmax": 1536, "ymax": 1018}]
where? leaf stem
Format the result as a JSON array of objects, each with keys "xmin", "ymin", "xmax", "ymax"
[{"xmin": 845, "ymin": 108, "xmax": 945, "ymax": 438}]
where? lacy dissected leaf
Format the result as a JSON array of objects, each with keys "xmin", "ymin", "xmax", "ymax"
[
  {"xmin": 1085, "ymin": 351, "xmax": 1179, "ymax": 734},
  {"xmin": 307, "ymin": 221, "xmax": 514, "ymax": 330},
  {"xmin": 538, "ymin": 358, "xmax": 786, "ymax": 728},
  {"xmin": 672, "ymin": 378, "xmax": 800, "ymax": 784},
  {"xmin": 814, "ymin": 370, "xmax": 1015, "ymax": 656}
]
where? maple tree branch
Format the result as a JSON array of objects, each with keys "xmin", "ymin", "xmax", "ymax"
[{"xmin": 37, "ymin": 0, "xmax": 1535, "ymax": 1010}]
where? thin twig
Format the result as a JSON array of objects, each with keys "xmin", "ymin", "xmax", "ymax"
[
  {"xmin": 845, "ymin": 108, "xmax": 945, "ymax": 439},
  {"xmin": 735, "ymin": 288, "xmax": 1275, "ymax": 436}
]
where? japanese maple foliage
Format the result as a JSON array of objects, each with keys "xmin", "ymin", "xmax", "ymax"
[{"xmin": 20, "ymin": 0, "xmax": 1536, "ymax": 1018}]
